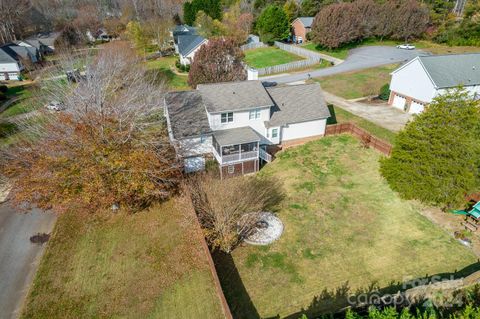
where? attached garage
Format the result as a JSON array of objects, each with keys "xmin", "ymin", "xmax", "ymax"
[
  {"xmin": 184, "ymin": 156, "xmax": 205, "ymax": 173},
  {"xmin": 409, "ymin": 101, "xmax": 425, "ymax": 114},
  {"xmin": 392, "ymin": 94, "xmax": 407, "ymax": 111}
]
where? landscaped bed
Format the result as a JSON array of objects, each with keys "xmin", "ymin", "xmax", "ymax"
[
  {"xmin": 21, "ymin": 198, "xmax": 226, "ymax": 319},
  {"xmin": 219, "ymin": 135, "xmax": 477, "ymax": 318},
  {"xmin": 244, "ymin": 46, "xmax": 304, "ymax": 69}
]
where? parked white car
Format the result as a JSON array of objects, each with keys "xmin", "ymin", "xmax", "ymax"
[
  {"xmin": 396, "ymin": 44, "xmax": 415, "ymax": 50},
  {"xmin": 45, "ymin": 101, "xmax": 65, "ymax": 111}
]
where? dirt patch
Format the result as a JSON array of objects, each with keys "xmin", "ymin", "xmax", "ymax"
[{"xmin": 417, "ymin": 205, "xmax": 480, "ymax": 257}]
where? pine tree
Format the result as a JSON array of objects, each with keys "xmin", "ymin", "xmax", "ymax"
[
  {"xmin": 380, "ymin": 89, "xmax": 480, "ymax": 208},
  {"xmin": 255, "ymin": 5, "xmax": 290, "ymax": 43}
]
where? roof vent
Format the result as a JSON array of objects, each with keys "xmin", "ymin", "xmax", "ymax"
[
  {"xmin": 232, "ymin": 91, "xmax": 235, "ymax": 94},
  {"xmin": 473, "ymin": 66, "xmax": 476, "ymax": 70}
]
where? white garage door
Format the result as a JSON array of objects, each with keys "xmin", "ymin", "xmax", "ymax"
[
  {"xmin": 184, "ymin": 156, "xmax": 205, "ymax": 173},
  {"xmin": 409, "ymin": 101, "xmax": 425, "ymax": 114},
  {"xmin": 392, "ymin": 94, "xmax": 407, "ymax": 111}
]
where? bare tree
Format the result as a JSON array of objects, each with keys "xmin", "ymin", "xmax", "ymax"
[
  {"xmin": 187, "ymin": 173, "xmax": 284, "ymax": 253},
  {"xmin": 0, "ymin": 0, "xmax": 30, "ymax": 44},
  {"xmin": 1, "ymin": 41, "xmax": 181, "ymax": 214}
]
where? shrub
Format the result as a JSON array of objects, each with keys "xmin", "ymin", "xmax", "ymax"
[
  {"xmin": 379, "ymin": 83, "xmax": 390, "ymax": 101},
  {"xmin": 0, "ymin": 92, "xmax": 6, "ymax": 101},
  {"xmin": 0, "ymin": 85, "xmax": 8, "ymax": 93}
]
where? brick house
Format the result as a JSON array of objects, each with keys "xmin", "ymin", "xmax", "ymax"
[{"xmin": 291, "ymin": 17, "xmax": 314, "ymax": 44}]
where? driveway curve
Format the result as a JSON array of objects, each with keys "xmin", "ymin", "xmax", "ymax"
[{"xmin": 262, "ymin": 46, "xmax": 429, "ymax": 83}]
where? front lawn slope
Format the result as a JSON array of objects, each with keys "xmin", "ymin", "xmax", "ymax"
[{"xmin": 21, "ymin": 198, "xmax": 225, "ymax": 319}]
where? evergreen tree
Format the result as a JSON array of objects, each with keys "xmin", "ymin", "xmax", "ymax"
[
  {"xmin": 380, "ymin": 89, "xmax": 480, "ymax": 208},
  {"xmin": 255, "ymin": 5, "xmax": 290, "ymax": 43},
  {"xmin": 183, "ymin": 0, "xmax": 222, "ymax": 26}
]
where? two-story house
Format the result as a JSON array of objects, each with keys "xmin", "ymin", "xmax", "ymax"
[{"xmin": 164, "ymin": 80, "xmax": 330, "ymax": 177}]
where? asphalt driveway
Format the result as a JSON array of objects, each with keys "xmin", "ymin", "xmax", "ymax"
[
  {"xmin": 0, "ymin": 203, "xmax": 56, "ymax": 319},
  {"xmin": 262, "ymin": 46, "xmax": 428, "ymax": 83}
]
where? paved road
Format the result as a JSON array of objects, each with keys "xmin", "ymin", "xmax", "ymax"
[
  {"xmin": 0, "ymin": 203, "xmax": 56, "ymax": 319},
  {"xmin": 262, "ymin": 46, "xmax": 428, "ymax": 83}
]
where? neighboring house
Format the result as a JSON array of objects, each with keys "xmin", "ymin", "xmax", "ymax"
[
  {"xmin": 178, "ymin": 35, "xmax": 207, "ymax": 66},
  {"xmin": 172, "ymin": 25, "xmax": 197, "ymax": 54},
  {"xmin": 3, "ymin": 43, "xmax": 40, "ymax": 63},
  {"xmin": 164, "ymin": 80, "xmax": 330, "ymax": 177},
  {"xmin": 0, "ymin": 47, "xmax": 23, "ymax": 81},
  {"xmin": 22, "ymin": 32, "xmax": 61, "ymax": 55},
  {"xmin": 291, "ymin": 17, "xmax": 314, "ymax": 44},
  {"xmin": 86, "ymin": 29, "xmax": 111, "ymax": 43},
  {"xmin": 389, "ymin": 53, "xmax": 480, "ymax": 114}
]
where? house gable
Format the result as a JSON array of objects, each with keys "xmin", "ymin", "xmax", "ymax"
[{"xmin": 390, "ymin": 58, "xmax": 436, "ymax": 103}]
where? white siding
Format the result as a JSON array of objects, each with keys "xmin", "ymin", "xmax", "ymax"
[
  {"xmin": 390, "ymin": 59, "xmax": 436, "ymax": 103},
  {"xmin": 436, "ymin": 85, "xmax": 480, "ymax": 100},
  {"xmin": 0, "ymin": 62, "xmax": 20, "ymax": 73},
  {"xmin": 281, "ymin": 119, "xmax": 327, "ymax": 142},
  {"xmin": 208, "ymin": 107, "xmax": 270, "ymax": 135},
  {"xmin": 177, "ymin": 136, "xmax": 212, "ymax": 157}
]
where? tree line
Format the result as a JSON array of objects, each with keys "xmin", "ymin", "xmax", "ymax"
[{"xmin": 311, "ymin": 0, "xmax": 430, "ymax": 49}]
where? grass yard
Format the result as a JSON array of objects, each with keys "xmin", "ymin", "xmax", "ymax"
[
  {"xmin": 145, "ymin": 57, "xmax": 190, "ymax": 90},
  {"xmin": 302, "ymin": 39, "xmax": 480, "ymax": 60},
  {"xmin": 220, "ymin": 135, "xmax": 477, "ymax": 318},
  {"xmin": 244, "ymin": 47, "xmax": 304, "ymax": 69},
  {"xmin": 21, "ymin": 197, "xmax": 226, "ymax": 319},
  {"xmin": 328, "ymin": 105, "xmax": 397, "ymax": 144},
  {"xmin": 316, "ymin": 64, "xmax": 398, "ymax": 100}
]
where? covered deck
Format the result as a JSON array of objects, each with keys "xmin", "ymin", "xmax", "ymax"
[{"xmin": 212, "ymin": 127, "xmax": 261, "ymax": 165}]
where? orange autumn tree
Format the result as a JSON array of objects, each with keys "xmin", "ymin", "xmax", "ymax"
[{"xmin": 0, "ymin": 42, "xmax": 181, "ymax": 213}]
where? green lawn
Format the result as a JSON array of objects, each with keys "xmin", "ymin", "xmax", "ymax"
[
  {"xmin": 303, "ymin": 39, "xmax": 480, "ymax": 60},
  {"xmin": 145, "ymin": 57, "xmax": 190, "ymax": 90},
  {"xmin": 328, "ymin": 105, "xmax": 397, "ymax": 144},
  {"xmin": 21, "ymin": 198, "xmax": 225, "ymax": 319},
  {"xmin": 316, "ymin": 64, "xmax": 398, "ymax": 100},
  {"xmin": 220, "ymin": 135, "xmax": 477, "ymax": 318},
  {"xmin": 244, "ymin": 47, "xmax": 304, "ymax": 69}
]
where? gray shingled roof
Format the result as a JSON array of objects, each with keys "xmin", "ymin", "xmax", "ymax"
[
  {"xmin": 198, "ymin": 80, "xmax": 274, "ymax": 113},
  {"xmin": 164, "ymin": 91, "xmax": 212, "ymax": 139},
  {"xmin": 266, "ymin": 83, "xmax": 330, "ymax": 127},
  {"xmin": 296, "ymin": 17, "xmax": 314, "ymax": 28},
  {"xmin": 418, "ymin": 54, "xmax": 480, "ymax": 88},
  {"xmin": 0, "ymin": 47, "xmax": 17, "ymax": 63},
  {"xmin": 177, "ymin": 35, "xmax": 205, "ymax": 56},
  {"xmin": 213, "ymin": 126, "xmax": 261, "ymax": 146},
  {"xmin": 173, "ymin": 25, "xmax": 197, "ymax": 44}
]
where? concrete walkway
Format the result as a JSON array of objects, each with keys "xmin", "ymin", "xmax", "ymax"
[{"xmin": 323, "ymin": 91, "xmax": 412, "ymax": 132}]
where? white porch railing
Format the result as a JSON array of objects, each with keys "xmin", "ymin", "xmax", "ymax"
[
  {"xmin": 212, "ymin": 148, "xmax": 259, "ymax": 165},
  {"xmin": 259, "ymin": 148, "xmax": 272, "ymax": 162}
]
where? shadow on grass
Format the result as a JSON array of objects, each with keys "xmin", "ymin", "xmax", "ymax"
[
  {"xmin": 214, "ymin": 256, "xmax": 480, "ymax": 319},
  {"xmin": 0, "ymin": 121, "xmax": 18, "ymax": 138},
  {"xmin": 283, "ymin": 261, "xmax": 480, "ymax": 319},
  {"xmin": 213, "ymin": 250, "xmax": 261, "ymax": 319},
  {"xmin": 327, "ymin": 104, "xmax": 337, "ymax": 125}
]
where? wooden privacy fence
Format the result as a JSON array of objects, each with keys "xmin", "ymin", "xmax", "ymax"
[
  {"xmin": 240, "ymin": 42, "xmax": 267, "ymax": 51},
  {"xmin": 325, "ymin": 123, "xmax": 393, "ymax": 156},
  {"xmin": 273, "ymin": 41, "xmax": 324, "ymax": 60},
  {"xmin": 256, "ymin": 58, "xmax": 320, "ymax": 76}
]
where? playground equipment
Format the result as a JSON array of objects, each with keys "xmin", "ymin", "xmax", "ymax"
[{"xmin": 451, "ymin": 201, "xmax": 480, "ymax": 232}]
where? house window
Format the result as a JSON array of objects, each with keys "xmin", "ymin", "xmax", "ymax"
[
  {"xmin": 272, "ymin": 128, "xmax": 278, "ymax": 138},
  {"xmin": 221, "ymin": 112, "xmax": 233, "ymax": 123},
  {"xmin": 227, "ymin": 165, "xmax": 235, "ymax": 174},
  {"xmin": 249, "ymin": 108, "xmax": 261, "ymax": 120}
]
